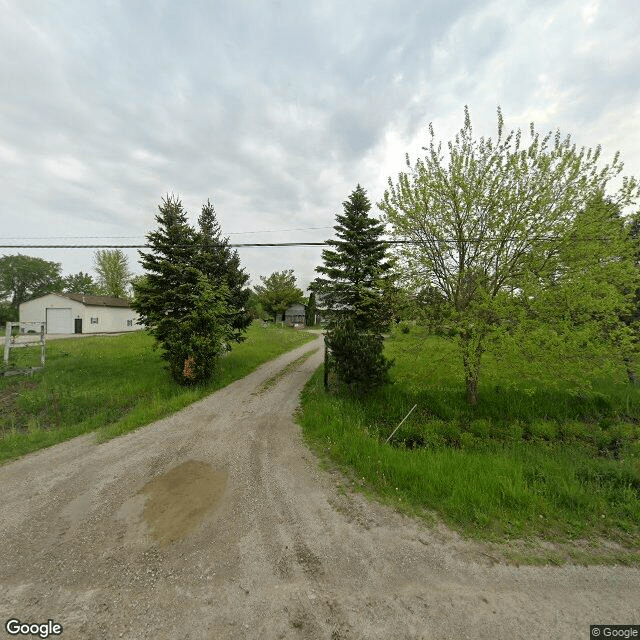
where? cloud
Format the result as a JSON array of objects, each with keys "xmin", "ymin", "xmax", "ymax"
[{"xmin": 0, "ymin": 0, "xmax": 638, "ymax": 291}]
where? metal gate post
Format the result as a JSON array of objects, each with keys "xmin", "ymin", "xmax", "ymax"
[{"xmin": 4, "ymin": 322, "xmax": 11, "ymax": 364}]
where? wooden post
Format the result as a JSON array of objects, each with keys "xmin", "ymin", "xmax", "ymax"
[{"xmin": 3, "ymin": 322, "xmax": 10, "ymax": 364}]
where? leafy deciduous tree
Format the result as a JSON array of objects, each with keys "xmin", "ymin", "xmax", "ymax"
[
  {"xmin": 0, "ymin": 254, "xmax": 63, "ymax": 318},
  {"xmin": 63, "ymin": 271, "xmax": 99, "ymax": 295},
  {"xmin": 380, "ymin": 106, "xmax": 640, "ymax": 404},
  {"xmin": 253, "ymin": 270, "xmax": 304, "ymax": 321},
  {"xmin": 0, "ymin": 301, "xmax": 14, "ymax": 325},
  {"xmin": 129, "ymin": 274, "xmax": 148, "ymax": 296},
  {"xmin": 93, "ymin": 249, "xmax": 133, "ymax": 298},
  {"xmin": 246, "ymin": 290, "xmax": 268, "ymax": 320}
]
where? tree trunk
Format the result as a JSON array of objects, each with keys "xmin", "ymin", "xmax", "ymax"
[
  {"xmin": 460, "ymin": 328, "xmax": 484, "ymax": 406},
  {"xmin": 624, "ymin": 355, "xmax": 639, "ymax": 386},
  {"xmin": 466, "ymin": 377, "xmax": 478, "ymax": 405}
]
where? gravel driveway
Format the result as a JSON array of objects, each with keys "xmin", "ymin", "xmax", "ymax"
[{"xmin": 1, "ymin": 335, "xmax": 638, "ymax": 639}]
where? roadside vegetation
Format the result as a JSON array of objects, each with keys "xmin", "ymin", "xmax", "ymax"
[
  {"xmin": 297, "ymin": 107, "xmax": 640, "ymax": 561},
  {"xmin": 298, "ymin": 324, "xmax": 640, "ymax": 558},
  {"xmin": 380, "ymin": 107, "xmax": 640, "ymax": 406},
  {"xmin": 0, "ymin": 322, "xmax": 315, "ymax": 464}
]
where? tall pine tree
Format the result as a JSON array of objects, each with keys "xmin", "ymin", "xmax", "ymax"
[
  {"xmin": 312, "ymin": 184, "xmax": 395, "ymax": 390},
  {"xmin": 196, "ymin": 199, "xmax": 252, "ymax": 342},
  {"xmin": 313, "ymin": 184, "xmax": 395, "ymax": 331},
  {"xmin": 305, "ymin": 291, "xmax": 317, "ymax": 326},
  {"xmin": 132, "ymin": 194, "xmax": 236, "ymax": 384}
]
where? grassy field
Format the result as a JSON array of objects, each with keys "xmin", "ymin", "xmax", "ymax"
[
  {"xmin": 0, "ymin": 322, "xmax": 315, "ymax": 464},
  {"xmin": 297, "ymin": 325, "xmax": 640, "ymax": 560}
]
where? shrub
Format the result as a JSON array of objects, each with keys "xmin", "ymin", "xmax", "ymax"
[
  {"xmin": 398, "ymin": 321, "xmax": 411, "ymax": 334},
  {"xmin": 326, "ymin": 317, "xmax": 393, "ymax": 392}
]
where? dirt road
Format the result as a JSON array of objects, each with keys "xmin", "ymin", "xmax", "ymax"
[{"xmin": 1, "ymin": 335, "xmax": 638, "ymax": 639}]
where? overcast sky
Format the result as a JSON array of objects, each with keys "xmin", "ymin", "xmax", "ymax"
[{"xmin": 1, "ymin": 0, "xmax": 638, "ymax": 292}]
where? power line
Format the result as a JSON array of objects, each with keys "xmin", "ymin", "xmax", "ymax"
[
  {"xmin": 0, "ymin": 242, "xmax": 329, "ymax": 248},
  {"xmin": 228, "ymin": 226, "xmax": 334, "ymax": 235},
  {"xmin": 0, "ymin": 226, "xmax": 335, "ymax": 240},
  {"xmin": 0, "ymin": 236, "xmax": 627, "ymax": 249}
]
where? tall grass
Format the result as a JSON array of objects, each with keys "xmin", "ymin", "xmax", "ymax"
[
  {"xmin": 298, "ymin": 325, "xmax": 640, "ymax": 548},
  {"xmin": 0, "ymin": 322, "xmax": 315, "ymax": 463}
]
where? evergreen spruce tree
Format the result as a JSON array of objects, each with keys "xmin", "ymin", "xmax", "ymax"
[
  {"xmin": 312, "ymin": 184, "xmax": 395, "ymax": 391},
  {"xmin": 305, "ymin": 291, "xmax": 317, "ymax": 326},
  {"xmin": 195, "ymin": 199, "xmax": 252, "ymax": 342},
  {"xmin": 131, "ymin": 194, "xmax": 235, "ymax": 384}
]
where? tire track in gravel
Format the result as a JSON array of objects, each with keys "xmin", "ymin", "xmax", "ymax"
[{"xmin": 1, "ymin": 333, "xmax": 639, "ymax": 640}]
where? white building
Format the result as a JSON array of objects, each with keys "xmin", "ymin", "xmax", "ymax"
[{"xmin": 19, "ymin": 293, "xmax": 141, "ymax": 334}]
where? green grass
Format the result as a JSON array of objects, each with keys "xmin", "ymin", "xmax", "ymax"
[
  {"xmin": 297, "ymin": 325, "xmax": 640, "ymax": 555},
  {"xmin": 0, "ymin": 322, "xmax": 316, "ymax": 463}
]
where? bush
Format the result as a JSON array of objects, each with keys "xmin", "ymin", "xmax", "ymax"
[
  {"xmin": 398, "ymin": 321, "xmax": 411, "ymax": 334},
  {"xmin": 326, "ymin": 318, "xmax": 392, "ymax": 392}
]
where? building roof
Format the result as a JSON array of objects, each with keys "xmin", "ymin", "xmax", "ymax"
[{"xmin": 56, "ymin": 293, "xmax": 132, "ymax": 308}]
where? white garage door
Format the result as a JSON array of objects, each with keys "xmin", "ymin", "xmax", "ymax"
[{"xmin": 46, "ymin": 308, "xmax": 72, "ymax": 334}]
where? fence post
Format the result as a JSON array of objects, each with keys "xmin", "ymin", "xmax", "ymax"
[
  {"xmin": 4, "ymin": 322, "xmax": 11, "ymax": 364},
  {"xmin": 40, "ymin": 322, "xmax": 45, "ymax": 366}
]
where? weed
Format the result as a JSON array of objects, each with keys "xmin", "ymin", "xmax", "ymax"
[{"xmin": 297, "ymin": 326, "xmax": 640, "ymax": 551}]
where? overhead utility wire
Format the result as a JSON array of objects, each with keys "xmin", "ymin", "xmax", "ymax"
[
  {"xmin": 0, "ymin": 242, "xmax": 333, "ymax": 248},
  {"xmin": 0, "ymin": 236, "xmax": 624, "ymax": 249},
  {"xmin": 0, "ymin": 226, "xmax": 335, "ymax": 240},
  {"xmin": 0, "ymin": 242, "xmax": 327, "ymax": 248}
]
